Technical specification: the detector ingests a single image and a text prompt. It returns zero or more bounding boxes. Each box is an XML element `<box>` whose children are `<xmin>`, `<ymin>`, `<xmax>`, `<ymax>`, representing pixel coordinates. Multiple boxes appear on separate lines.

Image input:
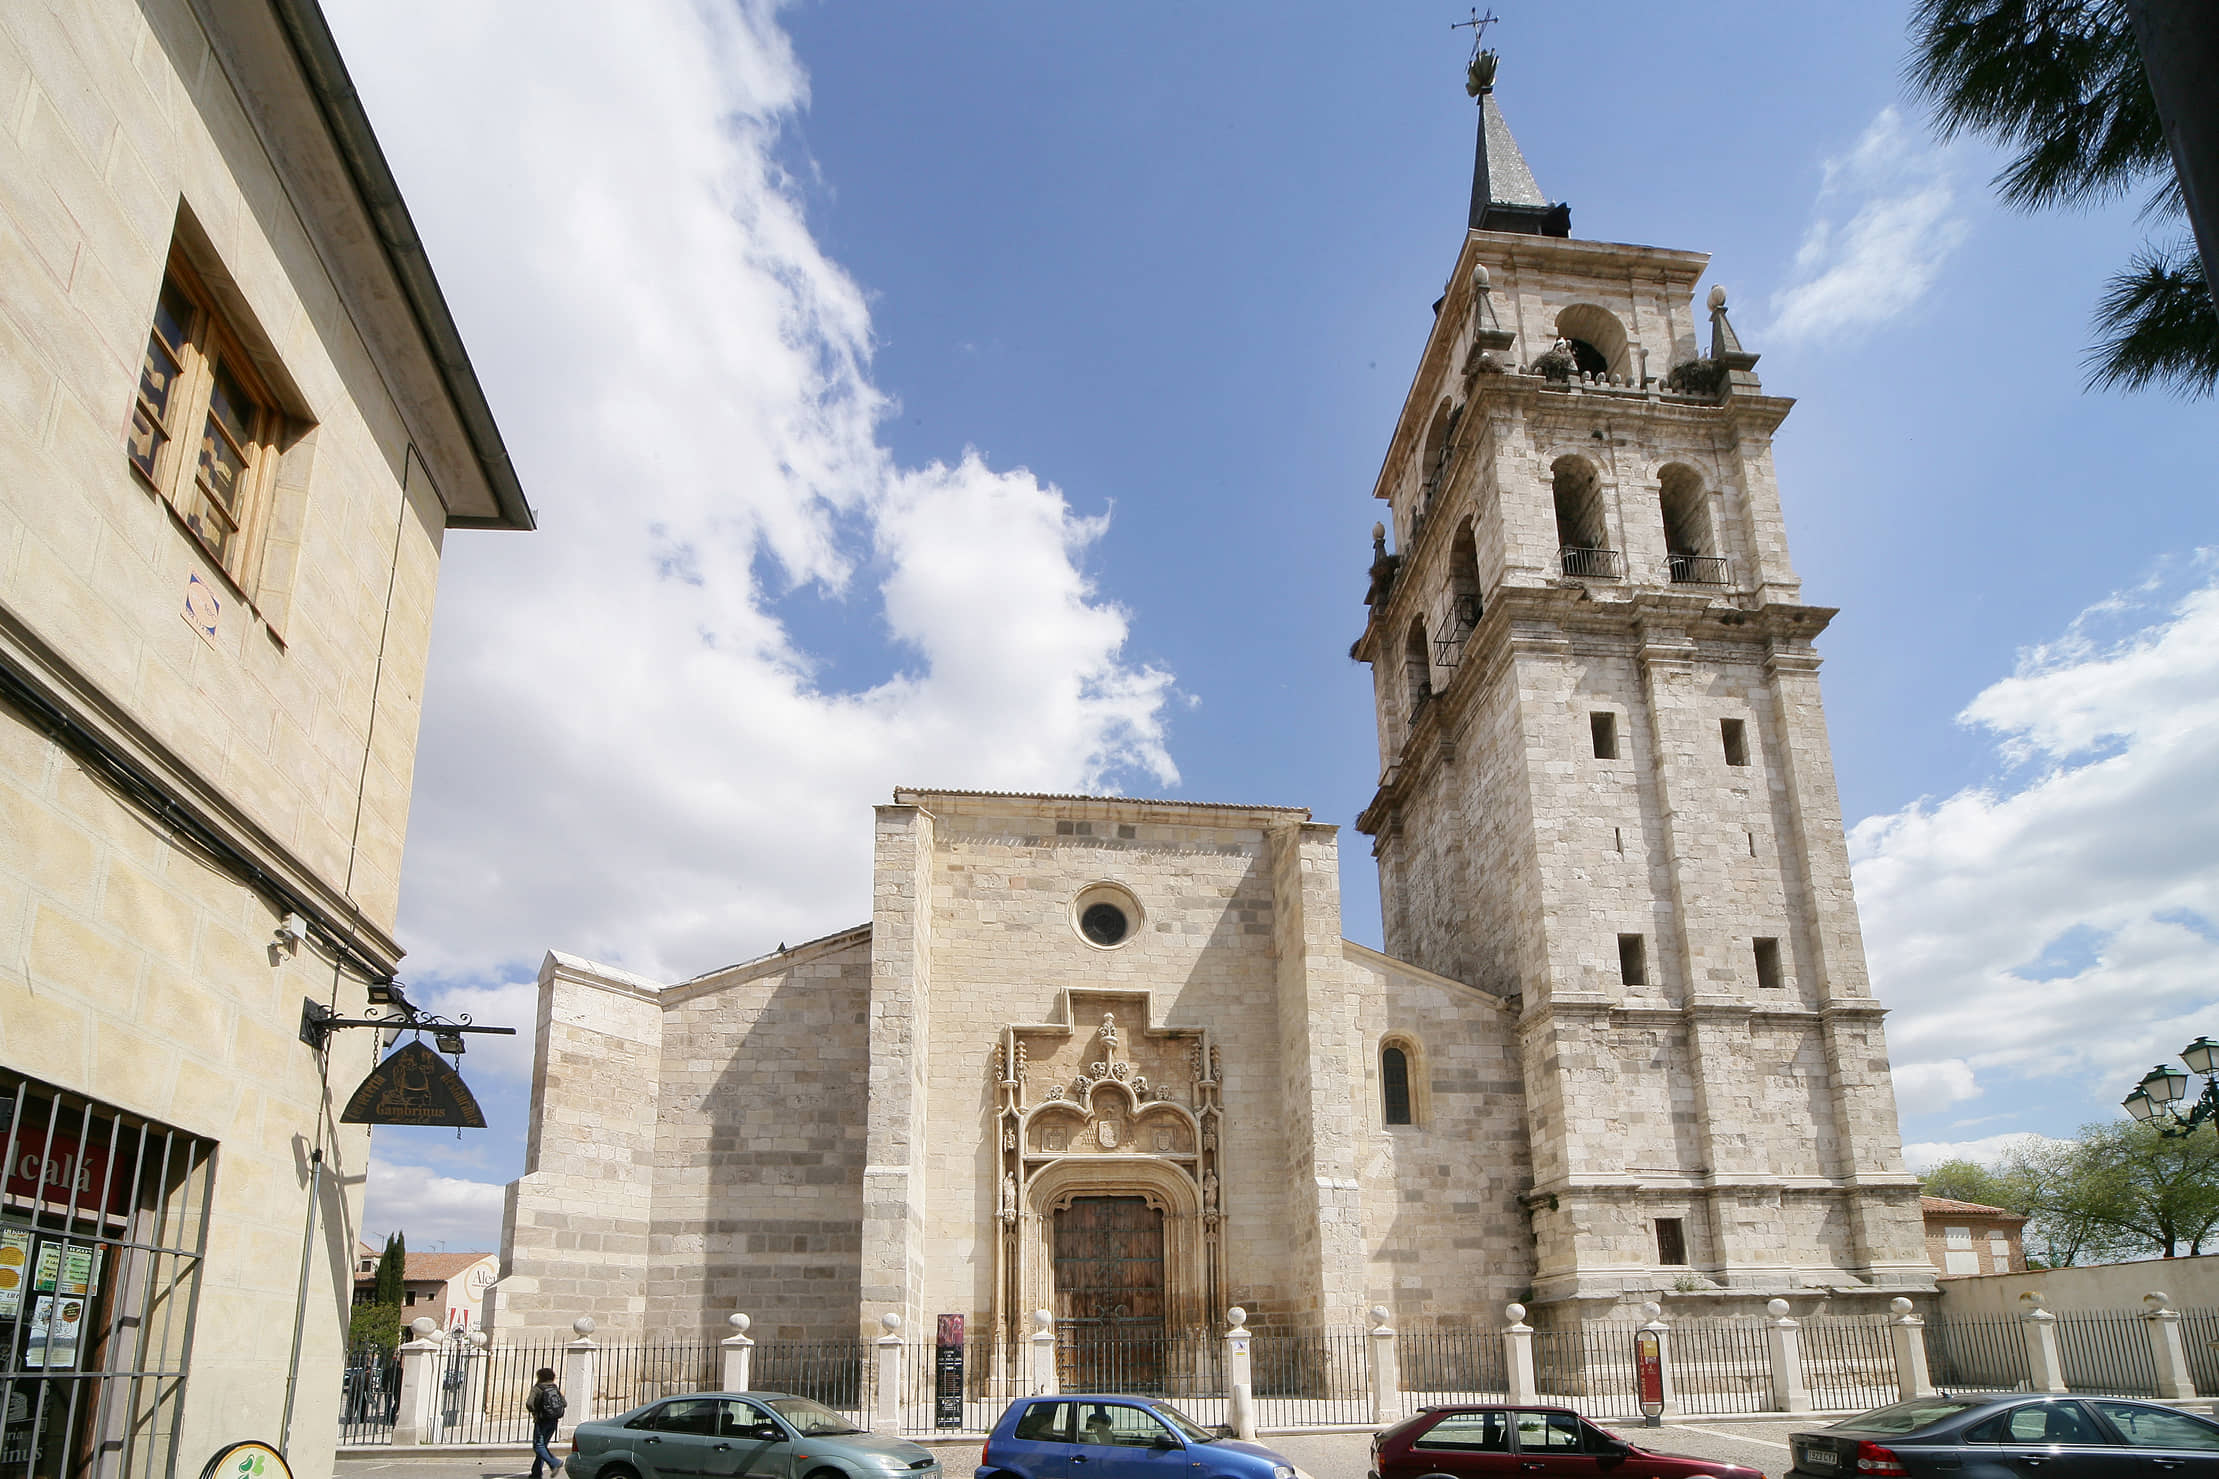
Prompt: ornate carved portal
<box><xmin>993</xmin><ymin>990</ymin><xmax>1222</xmax><ymax>1345</ymax></box>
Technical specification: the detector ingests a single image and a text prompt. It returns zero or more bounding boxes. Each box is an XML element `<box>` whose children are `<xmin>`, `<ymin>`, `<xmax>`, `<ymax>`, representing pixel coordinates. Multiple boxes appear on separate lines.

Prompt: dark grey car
<box><xmin>568</xmin><ymin>1391</ymin><xmax>941</xmax><ymax>1479</ymax></box>
<box><xmin>1788</xmin><ymin>1393</ymin><xmax>2219</xmax><ymax>1478</ymax></box>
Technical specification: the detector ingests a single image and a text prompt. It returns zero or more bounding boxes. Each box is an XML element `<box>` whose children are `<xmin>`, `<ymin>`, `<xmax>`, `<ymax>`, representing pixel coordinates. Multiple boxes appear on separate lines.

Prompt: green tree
<box><xmin>1908</xmin><ymin>0</ymin><xmax>2218</xmax><ymax>397</ymax></box>
<box><xmin>1922</xmin><ymin>1157</ymin><xmax>2027</xmax><ymax>1208</ymax></box>
<box><xmin>374</xmin><ymin>1230</ymin><xmax>406</xmax><ymax>1307</ymax></box>
<box><xmin>2063</xmin><ymin>1120</ymin><xmax>2219</xmax><ymax>1258</ymax></box>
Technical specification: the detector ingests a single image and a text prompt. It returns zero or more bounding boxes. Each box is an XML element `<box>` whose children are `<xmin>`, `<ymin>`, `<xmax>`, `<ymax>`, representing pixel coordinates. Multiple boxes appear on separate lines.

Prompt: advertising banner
<box><xmin>0</xmin><ymin>1227</ymin><xmax>29</xmax><ymax>1319</ymax></box>
<box><xmin>1634</xmin><ymin>1329</ymin><xmax>1664</xmax><ymax>1425</ymax></box>
<box><xmin>935</xmin><ymin>1314</ymin><xmax>965</xmax><ymax>1429</ymax></box>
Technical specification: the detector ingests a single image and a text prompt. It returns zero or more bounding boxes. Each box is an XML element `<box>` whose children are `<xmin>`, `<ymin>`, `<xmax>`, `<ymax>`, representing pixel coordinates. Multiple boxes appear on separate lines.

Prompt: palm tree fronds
<box><xmin>2085</xmin><ymin>242</ymin><xmax>2219</xmax><ymax>398</ymax></box>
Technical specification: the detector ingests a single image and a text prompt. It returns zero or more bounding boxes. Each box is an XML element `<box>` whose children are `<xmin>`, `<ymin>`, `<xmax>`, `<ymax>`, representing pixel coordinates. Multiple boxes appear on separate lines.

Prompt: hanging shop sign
<box><xmin>1633</xmin><ymin>1328</ymin><xmax>1665</xmax><ymax>1426</ymax></box>
<box><xmin>340</xmin><ymin>1041</ymin><xmax>486</xmax><ymax>1129</ymax></box>
<box><xmin>199</xmin><ymin>1439</ymin><xmax>295</xmax><ymax>1479</ymax></box>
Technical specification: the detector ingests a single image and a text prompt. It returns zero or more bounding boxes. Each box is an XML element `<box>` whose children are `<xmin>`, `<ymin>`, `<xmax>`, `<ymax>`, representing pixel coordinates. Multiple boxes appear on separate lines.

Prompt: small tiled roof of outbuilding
<box><xmin>354</xmin><ymin>1251</ymin><xmax>494</xmax><ymax>1286</ymax></box>
<box><xmin>1920</xmin><ymin>1195</ymin><xmax>2027</xmax><ymax>1222</ymax></box>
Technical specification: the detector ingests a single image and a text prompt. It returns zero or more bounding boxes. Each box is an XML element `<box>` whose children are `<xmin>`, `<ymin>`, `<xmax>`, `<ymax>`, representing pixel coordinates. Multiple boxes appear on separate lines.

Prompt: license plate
<box><xmin>1800</xmin><ymin>1446</ymin><xmax>1838</xmax><ymax>1470</ymax></box>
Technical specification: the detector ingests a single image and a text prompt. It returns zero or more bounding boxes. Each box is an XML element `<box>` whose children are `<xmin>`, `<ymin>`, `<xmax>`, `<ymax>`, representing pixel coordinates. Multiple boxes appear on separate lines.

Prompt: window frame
<box><xmin>1617</xmin><ymin>933</ymin><xmax>1648</xmax><ymax>987</ymax></box>
<box><xmin>1590</xmin><ymin>711</ymin><xmax>1619</xmax><ymax>760</ymax></box>
<box><xmin>1720</xmin><ymin>717</ymin><xmax>1750</xmax><ymax>767</ymax></box>
<box><xmin>126</xmin><ymin>252</ymin><xmax>284</xmax><ymax>590</ymax></box>
<box><xmin>1655</xmin><ymin>1216</ymin><xmax>1688</xmax><ymax>1266</ymax></box>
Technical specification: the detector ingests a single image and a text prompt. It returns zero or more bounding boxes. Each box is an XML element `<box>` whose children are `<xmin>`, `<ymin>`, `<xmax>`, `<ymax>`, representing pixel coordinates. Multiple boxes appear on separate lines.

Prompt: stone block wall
<box><xmin>644</xmin><ymin>930</ymin><xmax>872</xmax><ymax>1341</ymax></box>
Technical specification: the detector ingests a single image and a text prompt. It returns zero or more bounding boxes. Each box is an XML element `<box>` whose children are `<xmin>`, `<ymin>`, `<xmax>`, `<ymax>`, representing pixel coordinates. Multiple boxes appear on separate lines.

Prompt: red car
<box><xmin>1371</xmin><ymin>1405</ymin><xmax>1764</xmax><ymax>1479</ymax></box>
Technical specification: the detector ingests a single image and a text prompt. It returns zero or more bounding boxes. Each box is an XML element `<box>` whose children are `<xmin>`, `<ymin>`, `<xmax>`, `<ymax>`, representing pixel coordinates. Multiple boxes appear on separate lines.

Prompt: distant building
<box><xmin>353</xmin><ymin>1250</ymin><xmax>500</xmax><ymax>1330</ymax></box>
<box><xmin>1923</xmin><ymin>1197</ymin><xmax>2028</xmax><ymax>1277</ymax></box>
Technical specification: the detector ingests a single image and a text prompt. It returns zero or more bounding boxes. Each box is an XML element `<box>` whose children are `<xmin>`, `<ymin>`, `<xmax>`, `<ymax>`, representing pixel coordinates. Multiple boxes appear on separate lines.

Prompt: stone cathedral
<box><xmin>488</xmin><ymin>64</ymin><xmax>1932</xmax><ymax>1350</ymax></box>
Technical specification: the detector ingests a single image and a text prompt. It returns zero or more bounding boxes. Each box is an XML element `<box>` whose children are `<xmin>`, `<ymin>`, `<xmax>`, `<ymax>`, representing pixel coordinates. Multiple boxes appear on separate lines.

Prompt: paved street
<box><xmin>336</xmin><ymin>1415</ymin><xmax>1813</xmax><ymax>1479</ymax></box>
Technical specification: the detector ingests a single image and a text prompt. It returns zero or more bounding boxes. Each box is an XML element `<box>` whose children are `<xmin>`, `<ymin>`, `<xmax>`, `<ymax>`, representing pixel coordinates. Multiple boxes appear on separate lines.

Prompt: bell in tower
<box><xmin>1350</xmin><ymin>51</ymin><xmax>1931</xmax><ymax>1321</ymax></box>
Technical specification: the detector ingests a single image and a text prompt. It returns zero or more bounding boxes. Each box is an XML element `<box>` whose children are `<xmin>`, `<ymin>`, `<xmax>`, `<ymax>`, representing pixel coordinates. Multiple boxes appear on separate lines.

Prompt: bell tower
<box><xmin>1352</xmin><ymin>53</ymin><xmax>1932</xmax><ymax>1318</ymax></box>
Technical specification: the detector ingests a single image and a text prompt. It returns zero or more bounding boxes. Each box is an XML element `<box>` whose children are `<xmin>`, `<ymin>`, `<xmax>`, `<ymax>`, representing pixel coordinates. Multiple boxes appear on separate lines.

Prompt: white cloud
<box><xmin>1853</xmin><ymin>555</ymin><xmax>2219</xmax><ymax>1125</ymax></box>
<box><xmin>363</xmin><ymin>1155</ymin><xmax>508</xmax><ymax>1253</ymax></box>
<box><xmin>1902</xmin><ymin>1133</ymin><xmax>2062</xmax><ymax>1175</ymax></box>
<box><xmin>1767</xmin><ymin>107</ymin><xmax>1971</xmax><ymax>344</ymax></box>
<box><xmin>1891</xmin><ymin>1058</ymin><xmax>1981</xmax><ymax>1117</ymax></box>
<box><xmin>321</xmin><ymin>1</ymin><xmax>1178</xmax><ymax>987</ymax></box>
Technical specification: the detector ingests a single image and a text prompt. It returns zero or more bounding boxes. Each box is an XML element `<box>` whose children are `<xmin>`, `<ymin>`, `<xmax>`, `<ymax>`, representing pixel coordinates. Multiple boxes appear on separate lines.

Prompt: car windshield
<box><xmin>1151</xmin><ymin>1404</ymin><xmax>1219</xmax><ymax>1444</ymax></box>
<box><xmin>1830</xmin><ymin>1398</ymin><xmax>1983</xmax><ymax>1436</ymax></box>
<box><xmin>767</xmin><ymin>1397</ymin><xmax>862</xmax><ymax>1436</ymax></box>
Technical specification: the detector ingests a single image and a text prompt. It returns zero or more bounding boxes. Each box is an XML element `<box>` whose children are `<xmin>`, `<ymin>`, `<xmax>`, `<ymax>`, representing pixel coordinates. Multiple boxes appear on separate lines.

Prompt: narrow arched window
<box><xmin>1382</xmin><ymin>1046</ymin><xmax>1413</xmax><ymax>1126</ymax></box>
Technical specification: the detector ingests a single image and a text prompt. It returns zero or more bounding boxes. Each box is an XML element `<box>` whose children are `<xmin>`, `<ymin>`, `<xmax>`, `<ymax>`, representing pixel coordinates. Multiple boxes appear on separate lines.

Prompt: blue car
<box><xmin>978</xmin><ymin>1395</ymin><xmax>1302</xmax><ymax>1479</ymax></box>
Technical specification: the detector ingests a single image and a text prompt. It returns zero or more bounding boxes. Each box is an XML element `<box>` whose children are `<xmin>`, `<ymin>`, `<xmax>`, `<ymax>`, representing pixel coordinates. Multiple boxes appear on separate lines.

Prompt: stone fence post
<box><xmin>563</xmin><ymin>1316</ymin><xmax>600</xmax><ymax>1437</ymax></box>
<box><xmin>1764</xmin><ymin>1300</ymin><xmax>1810</xmax><ymax>1414</ymax></box>
<box><xmin>874</xmin><ymin>1313</ymin><xmax>904</xmax><ymax>1433</ymax></box>
<box><xmin>1029</xmin><ymin>1309</ymin><xmax>1059</xmax><ymax>1396</ymax></box>
<box><xmin>1223</xmin><ymin>1307</ymin><xmax>1255</xmax><ymax>1442</ymax></box>
<box><xmin>2020</xmin><ymin>1298</ymin><xmax>2068</xmax><ymax>1394</ymax></box>
<box><xmin>1887</xmin><ymin>1298</ymin><xmax>1933</xmax><ymax>1401</ymax></box>
<box><xmin>1366</xmin><ymin>1306</ymin><xmax>1399</xmax><ymax>1424</ymax></box>
<box><xmin>1503</xmin><ymin>1304</ymin><xmax>1537</xmax><ymax>1405</ymax></box>
<box><xmin>391</xmin><ymin>1318</ymin><xmax>443</xmax><ymax>1446</ymax></box>
<box><xmin>2144</xmin><ymin>1293</ymin><xmax>2197</xmax><ymax>1400</ymax></box>
<box><xmin>721</xmin><ymin>1313</ymin><xmax>754</xmax><ymax>1392</ymax></box>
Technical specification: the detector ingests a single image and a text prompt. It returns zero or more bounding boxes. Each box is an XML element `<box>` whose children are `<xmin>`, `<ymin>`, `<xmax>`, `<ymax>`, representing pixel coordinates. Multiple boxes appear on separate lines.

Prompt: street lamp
<box><xmin>2121</xmin><ymin>1039</ymin><xmax>2219</xmax><ymax>1137</ymax></box>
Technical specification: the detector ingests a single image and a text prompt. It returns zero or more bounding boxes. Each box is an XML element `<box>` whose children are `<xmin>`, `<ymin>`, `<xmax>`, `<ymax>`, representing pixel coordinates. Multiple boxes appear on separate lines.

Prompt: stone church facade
<box><xmin>489</xmin><ymin>68</ymin><xmax>1931</xmax><ymax>1348</ymax></box>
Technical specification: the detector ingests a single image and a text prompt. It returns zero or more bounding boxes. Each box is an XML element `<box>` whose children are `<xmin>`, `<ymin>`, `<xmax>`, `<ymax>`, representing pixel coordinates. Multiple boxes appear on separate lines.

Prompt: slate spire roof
<box><xmin>1466</xmin><ymin>55</ymin><xmax>1570</xmax><ymax>237</ymax></box>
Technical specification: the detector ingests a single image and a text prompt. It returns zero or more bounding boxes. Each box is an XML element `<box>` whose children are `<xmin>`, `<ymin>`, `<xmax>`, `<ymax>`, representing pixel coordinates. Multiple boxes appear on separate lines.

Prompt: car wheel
<box><xmin>806</xmin><ymin>1467</ymin><xmax>847</xmax><ymax>1479</ymax></box>
<box><xmin>598</xmin><ymin>1467</ymin><xmax>639</xmax><ymax>1479</ymax></box>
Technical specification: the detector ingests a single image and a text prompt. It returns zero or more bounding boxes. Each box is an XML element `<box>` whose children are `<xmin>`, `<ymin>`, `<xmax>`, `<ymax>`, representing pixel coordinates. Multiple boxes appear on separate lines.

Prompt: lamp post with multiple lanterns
<box><xmin>2122</xmin><ymin>1036</ymin><xmax>2219</xmax><ymax>1137</ymax></box>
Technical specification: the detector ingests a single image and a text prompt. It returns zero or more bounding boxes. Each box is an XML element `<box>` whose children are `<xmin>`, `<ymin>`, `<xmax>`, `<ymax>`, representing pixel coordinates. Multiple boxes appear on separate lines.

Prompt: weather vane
<box><xmin>1453</xmin><ymin>8</ymin><xmax>1501</xmax><ymax>97</ymax></box>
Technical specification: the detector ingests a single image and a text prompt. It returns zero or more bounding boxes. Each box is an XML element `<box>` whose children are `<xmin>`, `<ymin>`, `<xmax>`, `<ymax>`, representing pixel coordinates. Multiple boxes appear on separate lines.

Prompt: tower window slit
<box><xmin>1747</xmin><ymin>830</ymin><xmax>1756</xmax><ymax>858</ymax></box>
<box><xmin>1590</xmin><ymin>711</ymin><xmax>1618</xmax><ymax>759</ymax></box>
<box><xmin>1382</xmin><ymin>1045</ymin><xmax>1413</xmax><ymax>1127</ymax></box>
<box><xmin>1617</xmin><ymin>933</ymin><xmax>1647</xmax><ymax>987</ymax></box>
<box><xmin>1720</xmin><ymin>717</ymin><xmax>1749</xmax><ymax>766</ymax></box>
<box><xmin>1753</xmin><ymin>937</ymin><xmax>1782</xmax><ymax>990</ymax></box>
<box><xmin>1655</xmin><ymin>1217</ymin><xmax>1688</xmax><ymax>1266</ymax></box>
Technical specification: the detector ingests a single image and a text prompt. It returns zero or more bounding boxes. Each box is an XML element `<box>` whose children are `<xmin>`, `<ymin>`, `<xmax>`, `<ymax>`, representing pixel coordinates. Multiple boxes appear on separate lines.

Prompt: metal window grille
<box><xmin>0</xmin><ymin>1068</ymin><xmax>215</xmax><ymax>1479</ymax></box>
<box><xmin>1558</xmin><ymin>547</ymin><xmax>1625</xmax><ymax>580</ymax></box>
<box><xmin>1664</xmin><ymin>554</ymin><xmax>1729</xmax><ymax>585</ymax></box>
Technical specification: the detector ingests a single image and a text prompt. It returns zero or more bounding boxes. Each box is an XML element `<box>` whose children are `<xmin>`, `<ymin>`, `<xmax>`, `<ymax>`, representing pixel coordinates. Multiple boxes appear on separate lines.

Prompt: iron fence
<box><xmin>1559</xmin><ymin>547</ymin><xmax>1625</xmax><ymax>580</ymax></box>
<box><xmin>895</xmin><ymin>1336</ymin><xmax>1027</xmax><ymax>1436</ymax></box>
<box><xmin>1665</xmin><ymin>553</ymin><xmax>1730</xmax><ymax>585</ymax></box>
<box><xmin>750</xmin><ymin>1339</ymin><xmax>868</xmax><ymax>1425</ymax></box>
<box><xmin>1396</xmin><ymin>1326</ymin><xmax>1507</xmax><ymax>1416</ymax></box>
<box><xmin>1926</xmin><ymin>1313</ymin><xmax>2032</xmax><ymax>1393</ymax></box>
<box><xmin>2053</xmin><ymin>1311</ymin><xmax>2158</xmax><ymax>1397</ymax></box>
<box><xmin>1250</xmin><ymin>1331</ymin><xmax>1370</xmax><ymax>1429</ymax></box>
<box><xmin>1530</xmin><ymin>1325</ymin><xmax>1642</xmax><ymax>1419</ymax></box>
<box><xmin>1797</xmin><ymin>1317</ymin><xmax>1897</xmax><ymax>1413</ymax></box>
<box><xmin>1665</xmin><ymin>1319</ymin><xmax>1772</xmax><ymax>1416</ymax></box>
<box><xmin>2180</xmin><ymin>1308</ymin><xmax>2219</xmax><ymax>1396</ymax></box>
<box><xmin>338</xmin><ymin>1340</ymin><xmax>401</xmax><ymax>1445</ymax></box>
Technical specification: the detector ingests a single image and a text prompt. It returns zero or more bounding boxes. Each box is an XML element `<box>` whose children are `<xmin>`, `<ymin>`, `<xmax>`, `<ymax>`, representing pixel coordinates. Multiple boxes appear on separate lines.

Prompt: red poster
<box><xmin>6</xmin><ymin>1128</ymin><xmax>125</xmax><ymax>1214</ymax></box>
<box><xmin>1634</xmin><ymin>1329</ymin><xmax>1665</xmax><ymax>1416</ymax></box>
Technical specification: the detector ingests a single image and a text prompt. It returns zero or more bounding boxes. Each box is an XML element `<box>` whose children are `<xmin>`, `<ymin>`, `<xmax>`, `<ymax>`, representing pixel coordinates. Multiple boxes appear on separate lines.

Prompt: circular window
<box><xmin>1070</xmin><ymin>882</ymin><xmax>1143</xmax><ymax>950</ymax></box>
<box><xmin>1079</xmin><ymin>903</ymin><xmax>1128</xmax><ymax>946</ymax></box>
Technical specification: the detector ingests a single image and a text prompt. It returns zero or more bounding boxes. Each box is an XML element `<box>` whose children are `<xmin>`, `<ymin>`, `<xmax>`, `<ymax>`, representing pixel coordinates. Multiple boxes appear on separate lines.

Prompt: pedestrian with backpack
<box><xmin>527</xmin><ymin>1366</ymin><xmax>566</xmax><ymax>1477</ymax></box>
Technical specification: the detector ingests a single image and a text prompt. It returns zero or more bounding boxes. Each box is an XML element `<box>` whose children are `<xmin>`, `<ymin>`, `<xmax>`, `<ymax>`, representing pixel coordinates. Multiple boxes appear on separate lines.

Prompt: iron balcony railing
<box><xmin>1666</xmin><ymin>553</ymin><xmax>1730</xmax><ymax>585</ymax></box>
<box><xmin>1558</xmin><ymin>547</ymin><xmax>1624</xmax><ymax>580</ymax></box>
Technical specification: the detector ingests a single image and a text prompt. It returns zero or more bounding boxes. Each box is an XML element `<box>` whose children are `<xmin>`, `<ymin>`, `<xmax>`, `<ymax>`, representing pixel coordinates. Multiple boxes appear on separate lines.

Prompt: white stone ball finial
<box><xmin>1706</xmin><ymin>284</ymin><xmax>1728</xmax><ymax>311</ymax></box>
<box><xmin>1369</xmin><ymin>1305</ymin><xmax>1391</xmax><ymax>1325</ymax></box>
<box><xmin>470</xmin><ymin>1329</ymin><xmax>490</xmax><ymax>1349</ymax></box>
<box><xmin>1641</xmin><ymin>1301</ymin><xmax>1662</xmax><ymax>1322</ymax></box>
<box><xmin>1890</xmin><ymin>1297</ymin><xmax>1914</xmax><ymax>1316</ymax></box>
<box><xmin>1505</xmin><ymin>1302</ymin><xmax>1527</xmax><ymax>1324</ymax></box>
<box><xmin>730</xmin><ymin>1313</ymin><xmax>752</xmax><ymax>1333</ymax></box>
<box><xmin>1372</xmin><ymin>521</ymin><xmax>1386</xmax><ymax>542</ymax></box>
<box><xmin>1766</xmin><ymin>1298</ymin><xmax>1790</xmax><ymax>1319</ymax></box>
<box><xmin>572</xmin><ymin>1315</ymin><xmax>597</xmax><ymax>1338</ymax></box>
<box><xmin>2145</xmin><ymin>1291</ymin><xmax>2173</xmax><ymax>1308</ymax></box>
<box><xmin>1033</xmin><ymin>1308</ymin><xmax>1054</xmax><ymax>1332</ymax></box>
<box><xmin>410</xmin><ymin>1316</ymin><xmax>437</xmax><ymax>1338</ymax></box>
<box><xmin>1226</xmin><ymin>1306</ymin><xmax>1248</xmax><ymax>1330</ymax></box>
<box><xmin>1472</xmin><ymin>263</ymin><xmax>1492</xmax><ymax>291</ymax></box>
<box><xmin>880</xmin><ymin>1311</ymin><xmax>903</xmax><ymax>1333</ymax></box>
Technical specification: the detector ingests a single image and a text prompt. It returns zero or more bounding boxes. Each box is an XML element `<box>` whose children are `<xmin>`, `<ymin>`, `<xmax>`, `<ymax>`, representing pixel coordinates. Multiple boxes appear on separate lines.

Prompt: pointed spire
<box><xmin>1706</xmin><ymin>285</ymin><xmax>1763</xmax><ymax>394</ymax></box>
<box><xmin>1465</xmin><ymin>52</ymin><xmax>1570</xmax><ymax>237</ymax></box>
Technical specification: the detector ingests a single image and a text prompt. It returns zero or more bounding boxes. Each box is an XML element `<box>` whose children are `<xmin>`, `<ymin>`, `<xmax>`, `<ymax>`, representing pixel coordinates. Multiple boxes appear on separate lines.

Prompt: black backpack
<box><xmin>532</xmin><ymin>1385</ymin><xmax>566</xmax><ymax>1421</ymax></box>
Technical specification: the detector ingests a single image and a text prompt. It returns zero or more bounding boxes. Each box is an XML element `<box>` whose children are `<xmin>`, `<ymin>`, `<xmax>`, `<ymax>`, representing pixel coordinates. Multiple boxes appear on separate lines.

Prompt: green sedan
<box><xmin>567</xmin><ymin>1391</ymin><xmax>943</xmax><ymax>1479</ymax></box>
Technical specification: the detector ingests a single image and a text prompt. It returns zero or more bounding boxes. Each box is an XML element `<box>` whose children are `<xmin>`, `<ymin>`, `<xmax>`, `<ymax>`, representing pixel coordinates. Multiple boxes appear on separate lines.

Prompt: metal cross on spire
<box><xmin>1454</xmin><ymin>8</ymin><xmax>1502</xmax><ymax>97</ymax></box>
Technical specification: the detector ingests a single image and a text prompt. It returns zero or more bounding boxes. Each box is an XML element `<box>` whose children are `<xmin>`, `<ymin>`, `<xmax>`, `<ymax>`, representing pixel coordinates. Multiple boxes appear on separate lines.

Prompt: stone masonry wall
<box><xmin>643</xmin><ymin>931</ymin><xmax>873</xmax><ymax>1342</ymax></box>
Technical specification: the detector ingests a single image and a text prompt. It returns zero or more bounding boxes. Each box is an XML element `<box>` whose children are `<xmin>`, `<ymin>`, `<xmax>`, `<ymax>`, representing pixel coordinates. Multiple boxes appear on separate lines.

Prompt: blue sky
<box><xmin>325</xmin><ymin>2</ymin><xmax>2219</xmax><ymax>1251</ymax></box>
